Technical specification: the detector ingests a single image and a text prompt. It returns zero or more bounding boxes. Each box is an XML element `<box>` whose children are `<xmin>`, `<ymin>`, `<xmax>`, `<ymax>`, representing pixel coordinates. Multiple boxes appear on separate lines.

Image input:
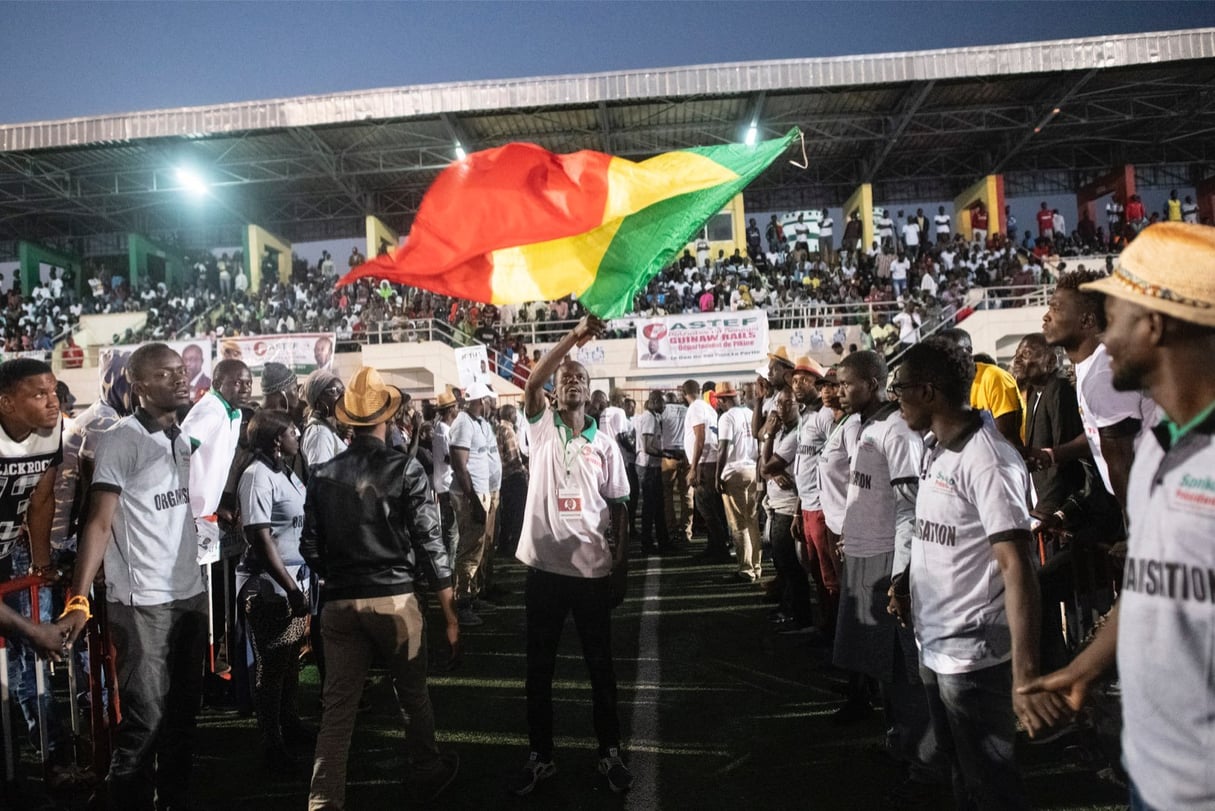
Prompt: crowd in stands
<box><xmin>3</xmin><ymin>193</ymin><xmax>1191</xmax><ymax>372</ymax></box>
<box><xmin>1</xmin><ymin>221</ymin><xmax>1213</xmax><ymax>810</ymax></box>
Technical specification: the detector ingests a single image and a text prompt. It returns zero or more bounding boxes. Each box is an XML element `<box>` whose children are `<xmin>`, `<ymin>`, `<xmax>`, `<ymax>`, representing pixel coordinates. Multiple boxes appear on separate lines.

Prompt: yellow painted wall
<box><xmin>843</xmin><ymin>183</ymin><xmax>875</xmax><ymax>251</ymax></box>
<box><xmin>953</xmin><ymin>176</ymin><xmax>1003</xmax><ymax>238</ymax></box>
<box><xmin>683</xmin><ymin>193</ymin><xmax>747</xmax><ymax>264</ymax></box>
<box><xmin>247</xmin><ymin>225</ymin><xmax>292</xmax><ymax>289</ymax></box>
<box><xmin>365</xmin><ymin>215</ymin><xmax>399</xmax><ymax>259</ymax></box>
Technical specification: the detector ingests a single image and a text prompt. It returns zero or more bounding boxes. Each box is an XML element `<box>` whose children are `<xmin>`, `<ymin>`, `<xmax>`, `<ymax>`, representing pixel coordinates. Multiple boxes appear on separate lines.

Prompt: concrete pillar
<box><xmin>842</xmin><ymin>183</ymin><xmax>874</xmax><ymax>253</ymax></box>
<box><xmin>953</xmin><ymin>175</ymin><xmax>1005</xmax><ymax>241</ymax></box>
<box><xmin>366</xmin><ymin>215</ymin><xmax>400</xmax><ymax>260</ymax></box>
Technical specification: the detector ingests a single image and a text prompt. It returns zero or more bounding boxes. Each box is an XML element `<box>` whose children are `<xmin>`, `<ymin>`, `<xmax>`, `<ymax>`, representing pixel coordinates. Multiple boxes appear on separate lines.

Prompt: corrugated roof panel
<box><xmin>4</xmin><ymin>28</ymin><xmax>1212</xmax><ymax>151</ymax></box>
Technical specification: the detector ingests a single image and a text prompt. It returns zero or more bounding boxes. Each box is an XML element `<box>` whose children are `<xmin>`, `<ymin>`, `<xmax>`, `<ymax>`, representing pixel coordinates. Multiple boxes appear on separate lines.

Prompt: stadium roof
<box><xmin>2</xmin><ymin>27</ymin><xmax>1214</xmax><ymax>257</ymax></box>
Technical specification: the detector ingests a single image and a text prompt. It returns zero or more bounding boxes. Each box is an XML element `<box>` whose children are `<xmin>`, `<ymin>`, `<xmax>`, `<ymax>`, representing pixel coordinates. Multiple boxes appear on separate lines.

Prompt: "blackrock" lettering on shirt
<box><xmin>1123</xmin><ymin>556</ymin><xmax>1215</xmax><ymax>604</ymax></box>
<box><xmin>154</xmin><ymin>487</ymin><xmax>190</xmax><ymax>511</ymax></box>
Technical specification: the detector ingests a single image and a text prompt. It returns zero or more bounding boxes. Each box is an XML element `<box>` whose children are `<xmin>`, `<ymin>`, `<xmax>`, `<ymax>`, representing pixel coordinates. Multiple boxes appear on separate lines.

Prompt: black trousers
<box><xmin>106</xmin><ymin>593</ymin><xmax>208</xmax><ymax>811</ymax></box>
<box><xmin>638</xmin><ymin>464</ymin><xmax>668</xmax><ymax>549</ymax></box>
<box><xmin>525</xmin><ymin>568</ymin><xmax>620</xmax><ymax>759</ymax></box>
<box><xmin>769</xmin><ymin>511</ymin><xmax>812</xmax><ymax>626</ymax></box>
<box><xmin>497</xmin><ymin>472</ymin><xmax>528</xmax><ymax>556</ymax></box>
<box><xmin>694</xmin><ymin>463</ymin><xmax>731</xmax><ymax>555</ymax></box>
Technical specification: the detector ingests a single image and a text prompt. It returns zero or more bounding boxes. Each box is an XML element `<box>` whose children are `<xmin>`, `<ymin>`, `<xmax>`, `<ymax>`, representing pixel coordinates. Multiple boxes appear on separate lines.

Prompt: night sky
<box><xmin>4</xmin><ymin>1</ymin><xmax>1214</xmax><ymax>124</ymax></box>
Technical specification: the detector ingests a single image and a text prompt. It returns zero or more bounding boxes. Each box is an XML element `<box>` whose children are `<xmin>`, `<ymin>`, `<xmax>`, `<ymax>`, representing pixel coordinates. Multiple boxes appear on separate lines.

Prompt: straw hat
<box><xmin>435</xmin><ymin>388</ymin><xmax>458</xmax><ymax>409</ymax></box>
<box><xmin>715</xmin><ymin>381</ymin><xmax>740</xmax><ymax>398</ymax></box>
<box><xmin>766</xmin><ymin>345</ymin><xmax>795</xmax><ymax>366</ymax></box>
<box><xmin>792</xmin><ymin>355</ymin><xmax>827</xmax><ymax>378</ymax></box>
<box><xmin>1079</xmin><ymin>223</ymin><xmax>1215</xmax><ymax>327</ymax></box>
<box><xmin>335</xmin><ymin>367</ymin><xmax>402</xmax><ymax>427</ymax></box>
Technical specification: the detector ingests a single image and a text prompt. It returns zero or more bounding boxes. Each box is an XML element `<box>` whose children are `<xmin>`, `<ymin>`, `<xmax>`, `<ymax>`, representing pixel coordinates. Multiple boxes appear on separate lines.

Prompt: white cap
<box><xmin>465</xmin><ymin>381</ymin><xmax>496</xmax><ymax>401</ymax></box>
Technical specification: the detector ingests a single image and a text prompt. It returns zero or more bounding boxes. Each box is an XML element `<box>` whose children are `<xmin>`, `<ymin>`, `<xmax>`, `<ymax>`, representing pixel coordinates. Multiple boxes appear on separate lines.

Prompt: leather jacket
<box><xmin>301</xmin><ymin>434</ymin><xmax>452</xmax><ymax>601</ymax></box>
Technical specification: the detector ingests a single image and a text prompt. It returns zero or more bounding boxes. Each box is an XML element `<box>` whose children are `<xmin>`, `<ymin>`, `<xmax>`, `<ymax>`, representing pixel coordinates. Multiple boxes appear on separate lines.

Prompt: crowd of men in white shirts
<box><xmin>0</xmin><ymin>223</ymin><xmax>1212</xmax><ymax>810</ymax></box>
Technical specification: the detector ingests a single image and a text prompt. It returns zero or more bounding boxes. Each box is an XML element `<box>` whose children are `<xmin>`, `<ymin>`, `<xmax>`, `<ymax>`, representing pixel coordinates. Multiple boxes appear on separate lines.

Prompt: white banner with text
<box><xmin>635</xmin><ymin>311</ymin><xmax>769</xmax><ymax>368</ymax></box>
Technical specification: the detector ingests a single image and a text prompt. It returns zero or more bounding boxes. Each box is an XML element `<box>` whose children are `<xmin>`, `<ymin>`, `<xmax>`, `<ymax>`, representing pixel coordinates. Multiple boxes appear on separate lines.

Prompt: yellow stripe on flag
<box><xmin>602</xmin><ymin>151</ymin><xmax>739</xmax><ymax>221</ymax></box>
<box><xmin>488</xmin><ymin>220</ymin><xmax>623</xmax><ymax>303</ymax></box>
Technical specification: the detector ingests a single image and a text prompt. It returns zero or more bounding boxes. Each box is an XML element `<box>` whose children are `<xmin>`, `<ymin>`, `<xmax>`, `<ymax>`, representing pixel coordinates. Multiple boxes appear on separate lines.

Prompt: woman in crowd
<box><xmin>237</xmin><ymin>409</ymin><xmax>312</xmax><ymax>767</ymax></box>
<box><xmin>300</xmin><ymin>369</ymin><xmax>346</xmax><ymax>471</ymax></box>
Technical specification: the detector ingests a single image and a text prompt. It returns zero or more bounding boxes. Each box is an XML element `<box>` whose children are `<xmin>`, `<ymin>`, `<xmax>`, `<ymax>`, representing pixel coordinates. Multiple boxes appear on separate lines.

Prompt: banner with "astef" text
<box><xmin>635</xmin><ymin>311</ymin><xmax>769</xmax><ymax>368</ymax></box>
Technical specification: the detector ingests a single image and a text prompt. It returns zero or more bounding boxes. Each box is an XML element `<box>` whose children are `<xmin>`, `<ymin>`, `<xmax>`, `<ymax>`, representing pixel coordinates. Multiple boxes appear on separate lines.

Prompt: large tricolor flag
<box><xmin>339</xmin><ymin>128</ymin><xmax>799</xmax><ymax>318</ymax></box>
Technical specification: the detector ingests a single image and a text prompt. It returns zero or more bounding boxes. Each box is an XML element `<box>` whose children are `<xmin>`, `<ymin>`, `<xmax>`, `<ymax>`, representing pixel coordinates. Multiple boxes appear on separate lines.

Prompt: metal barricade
<box><xmin>0</xmin><ymin>575</ymin><xmax>117</xmax><ymax>793</ymax></box>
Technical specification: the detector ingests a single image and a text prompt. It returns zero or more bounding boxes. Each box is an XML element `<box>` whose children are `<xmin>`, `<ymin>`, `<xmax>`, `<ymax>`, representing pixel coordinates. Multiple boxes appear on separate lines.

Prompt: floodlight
<box><xmin>175</xmin><ymin>167</ymin><xmax>209</xmax><ymax>197</ymax></box>
<box><xmin>455</xmin><ymin>144</ymin><xmax>467</xmax><ymax>161</ymax></box>
<box><xmin>744</xmin><ymin>125</ymin><xmax>758</xmax><ymax>147</ymax></box>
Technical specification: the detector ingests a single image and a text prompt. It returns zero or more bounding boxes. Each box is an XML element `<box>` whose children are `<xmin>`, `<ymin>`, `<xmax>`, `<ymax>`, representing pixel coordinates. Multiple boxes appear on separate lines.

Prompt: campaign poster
<box><xmin>635</xmin><ymin>311</ymin><xmax>769</xmax><ymax>368</ymax></box>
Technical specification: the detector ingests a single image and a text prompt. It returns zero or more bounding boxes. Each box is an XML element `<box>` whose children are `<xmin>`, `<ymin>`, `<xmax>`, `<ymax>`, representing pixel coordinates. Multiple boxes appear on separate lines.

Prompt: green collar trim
<box><xmin>210</xmin><ymin>389</ymin><xmax>241</xmax><ymax>420</ymax></box>
<box><xmin>553</xmin><ymin>409</ymin><xmax>597</xmax><ymax>443</ymax></box>
<box><xmin>1163</xmin><ymin>398</ymin><xmax>1215</xmax><ymax>447</ymax></box>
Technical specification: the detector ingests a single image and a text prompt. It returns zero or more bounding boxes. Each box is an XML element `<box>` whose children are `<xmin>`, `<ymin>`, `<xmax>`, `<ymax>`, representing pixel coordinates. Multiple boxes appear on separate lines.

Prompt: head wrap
<box><xmin>304</xmin><ymin>368</ymin><xmax>342</xmax><ymax>409</ymax></box>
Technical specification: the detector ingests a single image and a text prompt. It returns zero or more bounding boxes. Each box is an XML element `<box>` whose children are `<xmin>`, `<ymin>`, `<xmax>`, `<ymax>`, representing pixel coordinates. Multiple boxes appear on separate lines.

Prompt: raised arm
<box><xmin>524</xmin><ymin>315</ymin><xmax>605</xmax><ymax>419</ymax></box>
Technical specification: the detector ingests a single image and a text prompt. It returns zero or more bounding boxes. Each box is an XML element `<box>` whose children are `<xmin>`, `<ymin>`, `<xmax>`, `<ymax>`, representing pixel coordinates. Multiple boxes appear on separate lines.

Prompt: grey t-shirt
<box><xmin>238</xmin><ymin>457</ymin><xmax>307</xmax><ymax>597</ymax></box>
<box><xmin>1117</xmin><ymin>418</ymin><xmax>1215</xmax><ymax>809</ymax></box>
<box><xmin>91</xmin><ymin>413</ymin><xmax>204</xmax><ymax>606</ymax></box>
<box><xmin>911</xmin><ymin>418</ymin><xmax>1030</xmax><ymax>674</ymax></box>
<box><xmin>765</xmin><ymin>424</ymin><xmax>800</xmax><ymax>516</ymax></box>
<box><xmin>794</xmin><ymin>407</ymin><xmax>833</xmax><ymax>512</ymax></box>
<box><xmin>449</xmin><ymin>412</ymin><xmax>497</xmax><ymax>494</ymax></box>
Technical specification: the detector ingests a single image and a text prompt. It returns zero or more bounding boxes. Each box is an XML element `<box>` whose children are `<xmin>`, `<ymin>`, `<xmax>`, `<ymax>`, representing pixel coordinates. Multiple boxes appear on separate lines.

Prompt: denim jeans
<box><xmin>106</xmin><ymin>592</ymin><xmax>208</xmax><ymax>811</ymax></box>
<box><xmin>1</xmin><ymin>546</ymin><xmax>65</xmax><ymax>755</ymax></box>
<box><xmin>920</xmin><ymin>661</ymin><xmax>1028</xmax><ymax>811</ymax></box>
<box><xmin>524</xmin><ymin>568</ymin><xmax>620</xmax><ymax>759</ymax></box>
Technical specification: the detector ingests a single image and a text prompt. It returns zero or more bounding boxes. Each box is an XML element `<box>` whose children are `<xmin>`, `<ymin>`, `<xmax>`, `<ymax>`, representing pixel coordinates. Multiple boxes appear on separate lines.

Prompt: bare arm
<box><xmin>58</xmin><ymin>490</ymin><xmax>119</xmax><ymax>643</ymax></box>
<box><xmin>1018</xmin><ymin>601</ymin><xmax>1119</xmax><ymax>713</ymax></box>
<box><xmin>992</xmin><ymin>411</ymin><xmax>1024</xmax><ymax>450</ymax></box>
<box><xmin>26</xmin><ymin>466</ymin><xmax>58</xmax><ymax>569</ymax></box>
<box><xmin>996</xmin><ymin>537</ymin><xmax>1070</xmax><ymax>736</ymax></box>
<box><xmin>1098</xmin><ymin>427</ymin><xmax>1138</xmax><ymax>509</ymax></box>
<box><xmin>524</xmin><ymin>315</ymin><xmax>604</xmax><ymax>419</ymax></box>
<box><xmin>449</xmin><ymin>447</ymin><xmax>475</xmax><ymax>499</ymax></box>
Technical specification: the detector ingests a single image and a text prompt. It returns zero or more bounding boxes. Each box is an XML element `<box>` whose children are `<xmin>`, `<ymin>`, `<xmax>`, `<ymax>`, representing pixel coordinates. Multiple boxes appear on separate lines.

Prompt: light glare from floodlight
<box><xmin>745</xmin><ymin>125</ymin><xmax>758</xmax><ymax>146</ymax></box>
<box><xmin>455</xmin><ymin>144</ymin><xmax>467</xmax><ymax>161</ymax></box>
<box><xmin>175</xmin><ymin>167</ymin><xmax>208</xmax><ymax>196</ymax></box>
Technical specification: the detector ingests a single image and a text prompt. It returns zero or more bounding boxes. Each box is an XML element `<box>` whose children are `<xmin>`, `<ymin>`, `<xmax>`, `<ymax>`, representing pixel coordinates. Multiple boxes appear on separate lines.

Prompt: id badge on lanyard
<box><xmin>558</xmin><ymin>437</ymin><xmax>587</xmax><ymax>536</ymax></box>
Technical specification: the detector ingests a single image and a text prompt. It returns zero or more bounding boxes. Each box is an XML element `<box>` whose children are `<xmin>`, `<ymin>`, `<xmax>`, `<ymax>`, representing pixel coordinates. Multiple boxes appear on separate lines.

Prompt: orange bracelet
<box><xmin>57</xmin><ymin>594</ymin><xmax>92</xmax><ymax>621</ymax></box>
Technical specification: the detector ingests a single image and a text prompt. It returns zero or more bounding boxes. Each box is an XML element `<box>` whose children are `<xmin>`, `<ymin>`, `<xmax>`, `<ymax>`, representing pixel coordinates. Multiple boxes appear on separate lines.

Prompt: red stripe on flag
<box><xmin>339</xmin><ymin>143</ymin><xmax>613</xmax><ymax>300</ymax></box>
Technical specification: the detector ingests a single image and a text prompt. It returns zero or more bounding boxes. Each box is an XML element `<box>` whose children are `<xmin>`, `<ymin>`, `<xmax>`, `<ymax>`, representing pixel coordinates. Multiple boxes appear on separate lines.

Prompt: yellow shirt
<box><xmin>1167</xmin><ymin>198</ymin><xmax>1182</xmax><ymax>221</ymax></box>
<box><xmin>971</xmin><ymin>362</ymin><xmax>1021</xmax><ymax>420</ymax></box>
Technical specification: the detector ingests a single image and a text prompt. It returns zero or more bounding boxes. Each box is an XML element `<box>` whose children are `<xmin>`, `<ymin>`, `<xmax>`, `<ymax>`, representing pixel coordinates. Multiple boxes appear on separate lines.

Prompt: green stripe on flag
<box><xmin>578</xmin><ymin>128</ymin><xmax>798</xmax><ymax>318</ymax></box>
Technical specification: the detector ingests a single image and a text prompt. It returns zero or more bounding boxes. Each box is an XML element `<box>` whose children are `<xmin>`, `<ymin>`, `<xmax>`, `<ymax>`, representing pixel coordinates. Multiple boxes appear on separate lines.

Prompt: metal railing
<box><xmin>968</xmin><ymin>283</ymin><xmax>1055</xmax><ymax>311</ymax></box>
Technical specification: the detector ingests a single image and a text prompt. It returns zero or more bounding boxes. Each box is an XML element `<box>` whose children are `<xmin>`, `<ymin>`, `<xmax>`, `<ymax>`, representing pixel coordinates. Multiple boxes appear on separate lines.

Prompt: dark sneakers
<box><xmin>409</xmin><ymin>751</ymin><xmax>460</xmax><ymax>803</ymax></box>
<box><xmin>509</xmin><ymin>752</ymin><xmax>557</xmax><ymax>797</ymax></box>
<box><xmin>598</xmin><ymin>748</ymin><xmax>633</xmax><ymax>793</ymax></box>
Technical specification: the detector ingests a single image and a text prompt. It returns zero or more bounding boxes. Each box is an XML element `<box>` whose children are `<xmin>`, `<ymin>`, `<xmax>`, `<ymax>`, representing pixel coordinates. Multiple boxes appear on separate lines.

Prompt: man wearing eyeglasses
<box><xmin>888</xmin><ymin>337</ymin><xmax>1065</xmax><ymax>810</ymax></box>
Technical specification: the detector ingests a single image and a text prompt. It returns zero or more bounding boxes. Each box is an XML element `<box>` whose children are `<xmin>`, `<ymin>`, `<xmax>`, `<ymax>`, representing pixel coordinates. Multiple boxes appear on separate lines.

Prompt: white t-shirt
<box><xmin>683</xmin><ymin>398</ymin><xmax>719</xmax><ymax>465</ymax></box>
<box><xmin>765</xmin><ymin>424</ymin><xmax>801</xmax><ymax>515</ymax></box>
<box><xmin>515</xmin><ymin>406</ymin><xmax>630</xmax><ymax>579</ymax></box>
<box><xmin>1074</xmin><ymin>343</ymin><xmax>1156</xmax><ymax>496</ymax></box>
<box><xmin>934</xmin><ymin>214</ymin><xmax>951</xmax><ymax>235</ymax></box>
<box><xmin>794</xmin><ymin>407</ymin><xmax>833</xmax><ymax>512</ymax></box>
<box><xmin>717</xmin><ymin>406</ymin><xmax>756</xmax><ymax>481</ymax></box>
<box><xmin>842</xmin><ymin>407</ymin><xmax>923</xmax><ymax>558</ymax></box>
<box><xmin>911</xmin><ymin>418</ymin><xmax>1030</xmax><ymax>675</ymax></box>
<box><xmin>818</xmin><ymin>413</ymin><xmax>861</xmax><ymax>534</ymax></box>
<box><xmin>890</xmin><ymin>258</ymin><xmax>910</xmax><ymax>281</ymax></box>
<box><xmin>180</xmin><ymin>390</ymin><xmax>242</xmax><ymax>518</ymax></box>
<box><xmin>901</xmin><ymin>223</ymin><xmax>920</xmax><ymax>248</ymax></box>
<box><xmin>920</xmin><ymin>273</ymin><xmax>939</xmax><ymax>298</ymax></box>
<box><xmin>430</xmin><ymin>419</ymin><xmax>454</xmax><ymax>494</ymax></box>
<box><xmin>449</xmin><ymin>411</ymin><xmax>498</xmax><ymax>494</ymax></box>
<box><xmin>633</xmin><ymin>410</ymin><xmax>660</xmax><ymax>468</ymax></box>
<box><xmin>892</xmin><ymin>311</ymin><xmax>922</xmax><ymax>344</ymax></box>
<box><xmin>1117</xmin><ymin>414</ymin><xmax>1215</xmax><ymax>810</ymax></box>
<box><xmin>660</xmin><ymin>403</ymin><xmax>686</xmax><ymax>452</ymax></box>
